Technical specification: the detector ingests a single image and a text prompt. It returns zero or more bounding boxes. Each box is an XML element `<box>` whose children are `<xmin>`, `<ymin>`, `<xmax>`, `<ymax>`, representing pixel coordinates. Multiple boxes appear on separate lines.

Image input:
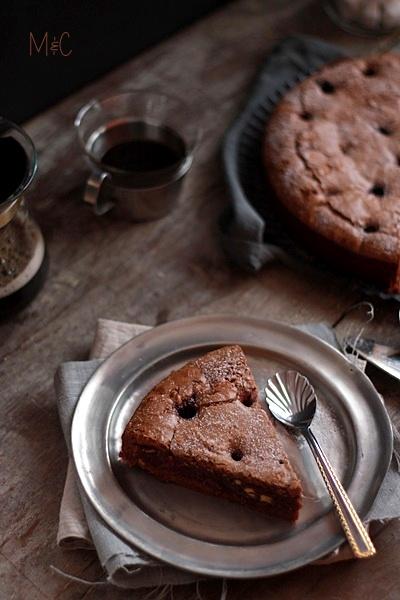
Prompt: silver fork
<box><xmin>265</xmin><ymin>370</ymin><xmax>376</xmax><ymax>559</ymax></box>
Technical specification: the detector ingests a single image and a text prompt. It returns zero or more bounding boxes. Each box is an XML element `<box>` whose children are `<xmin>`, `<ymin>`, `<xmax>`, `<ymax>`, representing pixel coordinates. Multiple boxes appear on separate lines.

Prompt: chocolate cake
<box><xmin>120</xmin><ymin>345</ymin><xmax>302</xmax><ymax>521</ymax></box>
<box><xmin>263</xmin><ymin>53</ymin><xmax>400</xmax><ymax>293</ymax></box>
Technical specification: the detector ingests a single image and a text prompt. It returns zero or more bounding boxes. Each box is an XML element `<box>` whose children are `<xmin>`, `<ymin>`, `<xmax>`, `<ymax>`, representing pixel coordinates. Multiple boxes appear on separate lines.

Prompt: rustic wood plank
<box><xmin>1</xmin><ymin>0</ymin><xmax>400</xmax><ymax>598</ymax></box>
<box><xmin>0</xmin><ymin>552</ymin><xmax>49</xmax><ymax>600</ymax></box>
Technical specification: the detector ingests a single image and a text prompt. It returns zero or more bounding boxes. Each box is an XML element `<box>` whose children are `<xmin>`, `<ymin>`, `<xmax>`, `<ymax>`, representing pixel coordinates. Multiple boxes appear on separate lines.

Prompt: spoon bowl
<box><xmin>265</xmin><ymin>370</ymin><xmax>376</xmax><ymax>559</ymax></box>
<box><xmin>265</xmin><ymin>371</ymin><xmax>316</xmax><ymax>430</ymax></box>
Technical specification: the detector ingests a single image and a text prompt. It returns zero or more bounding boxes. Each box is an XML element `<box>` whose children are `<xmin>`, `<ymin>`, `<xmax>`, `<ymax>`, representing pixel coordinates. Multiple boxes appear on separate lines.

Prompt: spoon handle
<box><xmin>304</xmin><ymin>428</ymin><xmax>376</xmax><ymax>559</ymax></box>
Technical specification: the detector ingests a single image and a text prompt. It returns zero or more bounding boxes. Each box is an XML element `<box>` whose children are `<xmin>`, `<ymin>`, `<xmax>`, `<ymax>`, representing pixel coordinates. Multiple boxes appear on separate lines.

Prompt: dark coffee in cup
<box><xmin>99</xmin><ymin>122</ymin><xmax>186</xmax><ymax>173</ymax></box>
<box><xmin>0</xmin><ymin>137</ymin><xmax>28</xmax><ymax>204</ymax></box>
<box><xmin>88</xmin><ymin>120</ymin><xmax>187</xmax><ymax>183</ymax></box>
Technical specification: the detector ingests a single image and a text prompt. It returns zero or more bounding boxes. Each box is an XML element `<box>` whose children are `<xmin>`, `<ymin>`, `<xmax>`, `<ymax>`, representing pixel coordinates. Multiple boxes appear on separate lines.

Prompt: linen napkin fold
<box><xmin>55</xmin><ymin>319</ymin><xmax>400</xmax><ymax>589</ymax></box>
<box><xmin>221</xmin><ymin>35</ymin><xmax>346</xmax><ymax>273</ymax></box>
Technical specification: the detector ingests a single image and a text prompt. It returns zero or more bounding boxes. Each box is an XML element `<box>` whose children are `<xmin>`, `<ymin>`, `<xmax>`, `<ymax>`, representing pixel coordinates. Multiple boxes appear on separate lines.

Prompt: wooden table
<box><xmin>1</xmin><ymin>1</ymin><xmax>399</xmax><ymax>598</ymax></box>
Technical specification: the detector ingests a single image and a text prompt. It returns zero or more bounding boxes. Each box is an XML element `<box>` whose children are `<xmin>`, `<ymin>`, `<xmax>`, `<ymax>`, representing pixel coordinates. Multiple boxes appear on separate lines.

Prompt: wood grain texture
<box><xmin>1</xmin><ymin>0</ymin><xmax>399</xmax><ymax>598</ymax></box>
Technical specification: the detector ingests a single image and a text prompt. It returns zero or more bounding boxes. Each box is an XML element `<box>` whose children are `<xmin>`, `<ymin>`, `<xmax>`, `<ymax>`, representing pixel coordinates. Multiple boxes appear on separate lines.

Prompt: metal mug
<box><xmin>74</xmin><ymin>90</ymin><xmax>199</xmax><ymax>221</ymax></box>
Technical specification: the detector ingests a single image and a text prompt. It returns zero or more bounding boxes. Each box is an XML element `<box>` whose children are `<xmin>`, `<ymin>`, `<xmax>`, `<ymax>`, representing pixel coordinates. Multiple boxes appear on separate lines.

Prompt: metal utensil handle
<box><xmin>84</xmin><ymin>169</ymin><xmax>114</xmax><ymax>215</ymax></box>
<box><xmin>304</xmin><ymin>428</ymin><xmax>376</xmax><ymax>559</ymax></box>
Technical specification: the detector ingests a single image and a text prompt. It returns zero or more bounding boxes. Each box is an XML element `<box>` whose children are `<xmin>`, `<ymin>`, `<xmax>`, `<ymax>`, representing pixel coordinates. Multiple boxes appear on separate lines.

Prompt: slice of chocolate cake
<box><xmin>120</xmin><ymin>345</ymin><xmax>302</xmax><ymax>521</ymax></box>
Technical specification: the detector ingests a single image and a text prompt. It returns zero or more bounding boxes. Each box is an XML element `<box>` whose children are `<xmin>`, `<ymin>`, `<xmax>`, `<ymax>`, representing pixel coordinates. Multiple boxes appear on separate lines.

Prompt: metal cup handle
<box><xmin>84</xmin><ymin>169</ymin><xmax>114</xmax><ymax>216</ymax></box>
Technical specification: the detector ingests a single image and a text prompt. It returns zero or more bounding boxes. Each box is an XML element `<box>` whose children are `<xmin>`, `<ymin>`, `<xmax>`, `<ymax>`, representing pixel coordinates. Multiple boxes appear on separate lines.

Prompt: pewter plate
<box><xmin>71</xmin><ymin>316</ymin><xmax>392</xmax><ymax>578</ymax></box>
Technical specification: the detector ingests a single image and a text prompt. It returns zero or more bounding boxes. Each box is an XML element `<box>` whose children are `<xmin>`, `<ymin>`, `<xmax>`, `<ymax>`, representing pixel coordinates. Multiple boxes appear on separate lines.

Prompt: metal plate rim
<box><xmin>71</xmin><ymin>315</ymin><xmax>393</xmax><ymax>578</ymax></box>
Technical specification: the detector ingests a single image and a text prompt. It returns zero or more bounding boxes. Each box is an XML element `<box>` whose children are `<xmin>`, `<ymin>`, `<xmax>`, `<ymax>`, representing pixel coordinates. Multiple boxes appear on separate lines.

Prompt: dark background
<box><xmin>0</xmin><ymin>1</ymin><xmax>229</xmax><ymax>123</ymax></box>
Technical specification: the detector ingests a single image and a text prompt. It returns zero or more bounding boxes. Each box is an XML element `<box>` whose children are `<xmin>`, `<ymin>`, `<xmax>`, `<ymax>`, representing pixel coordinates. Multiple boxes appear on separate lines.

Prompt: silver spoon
<box><xmin>265</xmin><ymin>370</ymin><xmax>376</xmax><ymax>559</ymax></box>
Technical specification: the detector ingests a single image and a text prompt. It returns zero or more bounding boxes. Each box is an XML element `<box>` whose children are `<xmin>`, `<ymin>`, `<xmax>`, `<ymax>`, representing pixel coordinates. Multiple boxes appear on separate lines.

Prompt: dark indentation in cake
<box><xmin>327</xmin><ymin>187</ymin><xmax>340</xmax><ymax>196</ymax></box>
<box><xmin>364</xmin><ymin>223</ymin><xmax>380</xmax><ymax>234</ymax></box>
<box><xmin>370</xmin><ymin>183</ymin><xmax>385</xmax><ymax>197</ymax></box>
<box><xmin>231</xmin><ymin>449</ymin><xmax>244</xmax><ymax>461</ymax></box>
<box><xmin>364</xmin><ymin>65</ymin><xmax>378</xmax><ymax>77</ymax></box>
<box><xmin>378</xmin><ymin>126</ymin><xmax>392</xmax><ymax>136</ymax></box>
<box><xmin>318</xmin><ymin>80</ymin><xmax>335</xmax><ymax>94</ymax></box>
<box><xmin>177</xmin><ymin>397</ymin><xmax>198</xmax><ymax>420</ymax></box>
<box><xmin>279</xmin><ymin>460</ymin><xmax>285</xmax><ymax>464</ymax></box>
<box><xmin>340</xmin><ymin>142</ymin><xmax>353</xmax><ymax>155</ymax></box>
<box><xmin>300</xmin><ymin>111</ymin><xmax>313</xmax><ymax>121</ymax></box>
<box><xmin>396</xmin><ymin>155</ymin><xmax>400</xmax><ymax>166</ymax></box>
<box><xmin>241</xmin><ymin>392</ymin><xmax>254</xmax><ymax>407</ymax></box>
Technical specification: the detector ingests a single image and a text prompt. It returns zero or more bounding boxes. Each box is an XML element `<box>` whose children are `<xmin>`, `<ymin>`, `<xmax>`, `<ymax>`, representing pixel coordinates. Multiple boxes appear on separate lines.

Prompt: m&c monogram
<box><xmin>29</xmin><ymin>32</ymin><xmax>72</xmax><ymax>57</ymax></box>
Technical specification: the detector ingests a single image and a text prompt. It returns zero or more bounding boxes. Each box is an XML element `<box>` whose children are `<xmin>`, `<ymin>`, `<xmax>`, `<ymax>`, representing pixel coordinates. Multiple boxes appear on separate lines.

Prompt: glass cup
<box><xmin>0</xmin><ymin>117</ymin><xmax>46</xmax><ymax>316</ymax></box>
<box><xmin>75</xmin><ymin>90</ymin><xmax>199</xmax><ymax>221</ymax></box>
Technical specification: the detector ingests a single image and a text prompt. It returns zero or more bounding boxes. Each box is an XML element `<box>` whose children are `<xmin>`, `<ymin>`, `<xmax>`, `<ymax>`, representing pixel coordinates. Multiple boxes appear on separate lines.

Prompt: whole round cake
<box><xmin>263</xmin><ymin>53</ymin><xmax>400</xmax><ymax>293</ymax></box>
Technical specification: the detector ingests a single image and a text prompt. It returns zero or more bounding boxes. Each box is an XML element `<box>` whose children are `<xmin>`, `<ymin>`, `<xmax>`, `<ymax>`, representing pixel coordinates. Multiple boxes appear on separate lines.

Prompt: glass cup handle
<box><xmin>84</xmin><ymin>169</ymin><xmax>114</xmax><ymax>215</ymax></box>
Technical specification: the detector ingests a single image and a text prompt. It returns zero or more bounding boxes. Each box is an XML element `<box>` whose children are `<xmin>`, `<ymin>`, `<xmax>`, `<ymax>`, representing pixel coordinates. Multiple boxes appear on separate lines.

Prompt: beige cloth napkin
<box><xmin>57</xmin><ymin>318</ymin><xmax>399</xmax><ymax>580</ymax></box>
<box><xmin>57</xmin><ymin>320</ymin><xmax>150</xmax><ymax>549</ymax></box>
